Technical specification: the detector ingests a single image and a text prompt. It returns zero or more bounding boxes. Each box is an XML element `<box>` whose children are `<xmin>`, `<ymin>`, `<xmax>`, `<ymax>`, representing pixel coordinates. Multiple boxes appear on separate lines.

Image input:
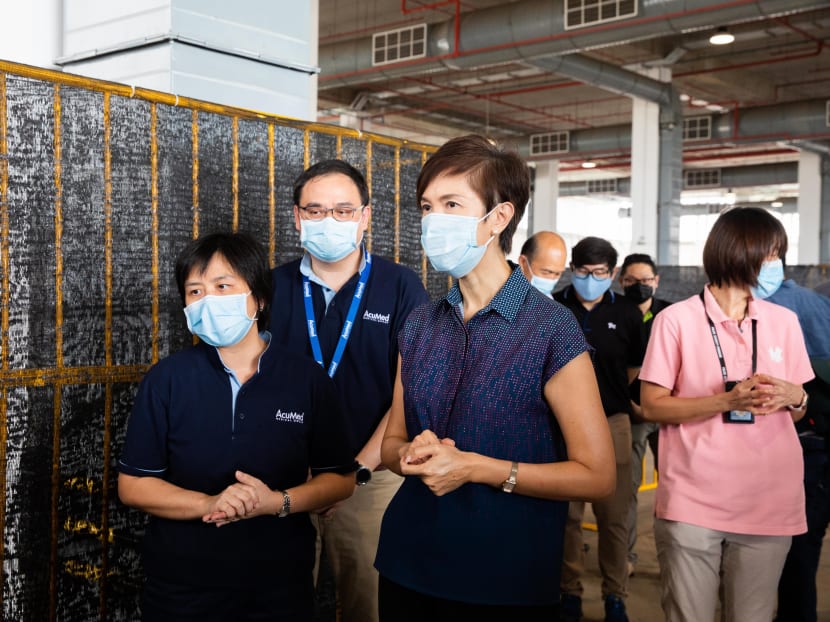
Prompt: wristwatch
<box><xmin>786</xmin><ymin>390</ymin><xmax>809</xmax><ymax>412</ymax></box>
<box><xmin>501</xmin><ymin>461</ymin><xmax>518</xmax><ymax>493</ymax></box>
<box><xmin>355</xmin><ymin>463</ymin><xmax>372</xmax><ymax>486</ymax></box>
<box><xmin>277</xmin><ymin>490</ymin><xmax>291</xmax><ymax>517</ymax></box>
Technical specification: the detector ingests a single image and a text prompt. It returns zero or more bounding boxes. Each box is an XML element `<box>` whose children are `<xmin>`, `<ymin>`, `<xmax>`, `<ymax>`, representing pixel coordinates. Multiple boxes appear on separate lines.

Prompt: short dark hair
<box><xmin>175</xmin><ymin>232</ymin><xmax>272</xmax><ymax>331</ymax></box>
<box><xmin>702</xmin><ymin>207</ymin><xmax>788</xmax><ymax>288</ymax></box>
<box><xmin>416</xmin><ymin>135</ymin><xmax>529</xmax><ymax>254</ymax></box>
<box><xmin>572</xmin><ymin>236</ymin><xmax>618</xmax><ymax>269</ymax></box>
<box><xmin>621</xmin><ymin>253</ymin><xmax>658</xmax><ymax>276</ymax></box>
<box><xmin>293</xmin><ymin>159</ymin><xmax>370</xmax><ymax>207</ymax></box>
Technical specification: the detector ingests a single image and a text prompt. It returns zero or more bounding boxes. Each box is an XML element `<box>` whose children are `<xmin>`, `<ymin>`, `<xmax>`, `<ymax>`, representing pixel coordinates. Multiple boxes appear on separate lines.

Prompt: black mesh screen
<box><xmin>0</xmin><ymin>65</ymin><xmax>437</xmax><ymax>621</ymax></box>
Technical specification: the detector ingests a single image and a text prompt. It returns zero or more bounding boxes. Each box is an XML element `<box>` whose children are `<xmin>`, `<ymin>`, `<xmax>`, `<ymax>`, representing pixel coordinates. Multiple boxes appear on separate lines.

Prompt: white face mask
<box><xmin>527</xmin><ymin>266</ymin><xmax>558</xmax><ymax>297</ymax></box>
<box><xmin>300</xmin><ymin>217</ymin><xmax>361</xmax><ymax>262</ymax></box>
<box><xmin>183</xmin><ymin>292</ymin><xmax>256</xmax><ymax>347</ymax></box>
<box><xmin>420</xmin><ymin>212</ymin><xmax>495</xmax><ymax>278</ymax></box>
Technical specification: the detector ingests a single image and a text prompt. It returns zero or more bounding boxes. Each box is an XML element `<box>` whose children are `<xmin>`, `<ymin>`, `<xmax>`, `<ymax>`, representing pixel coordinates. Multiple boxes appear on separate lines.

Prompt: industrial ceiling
<box><xmin>316</xmin><ymin>0</ymin><xmax>830</xmax><ymax>200</ymax></box>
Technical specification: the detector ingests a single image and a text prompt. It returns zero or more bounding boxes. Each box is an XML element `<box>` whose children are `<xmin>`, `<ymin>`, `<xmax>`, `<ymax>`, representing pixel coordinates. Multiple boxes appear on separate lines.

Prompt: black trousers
<box><xmin>775</xmin><ymin>435</ymin><xmax>830</xmax><ymax>622</ymax></box>
<box><xmin>141</xmin><ymin>573</ymin><xmax>313</xmax><ymax>622</ymax></box>
<box><xmin>378</xmin><ymin>574</ymin><xmax>558</xmax><ymax>622</ymax></box>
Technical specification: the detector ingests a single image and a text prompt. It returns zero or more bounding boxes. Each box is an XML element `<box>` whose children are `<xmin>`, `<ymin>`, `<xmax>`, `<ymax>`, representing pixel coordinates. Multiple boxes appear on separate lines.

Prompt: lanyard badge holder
<box><xmin>303</xmin><ymin>249</ymin><xmax>372</xmax><ymax>378</ymax></box>
<box><xmin>699</xmin><ymin>292</ymin><xmax>757</xmax><ymax>424</ymax></box>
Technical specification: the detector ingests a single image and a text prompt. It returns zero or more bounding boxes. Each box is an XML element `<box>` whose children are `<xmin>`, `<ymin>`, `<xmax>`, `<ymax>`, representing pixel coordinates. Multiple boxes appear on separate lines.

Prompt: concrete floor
<box><xmin>580</xmin><ymin>485</ymin><xmax>830</xmax><ymax>622</ymax></box>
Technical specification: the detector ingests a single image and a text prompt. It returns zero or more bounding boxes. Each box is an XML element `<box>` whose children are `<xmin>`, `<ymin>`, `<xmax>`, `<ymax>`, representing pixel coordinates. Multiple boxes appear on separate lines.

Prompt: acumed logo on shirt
<box><xmin>274</xmin><ymin>409</ymin><xmax>304</xmax><ymax>424</ymax></box>
<box><xmin>363</xmin><ymin>310</ymin><xmax>390</xmax><ymax>324</ymax></box>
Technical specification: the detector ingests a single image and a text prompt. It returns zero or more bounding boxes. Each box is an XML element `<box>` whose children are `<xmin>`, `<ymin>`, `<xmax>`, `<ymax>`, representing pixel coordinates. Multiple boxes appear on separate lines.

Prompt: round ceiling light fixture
<box><xmin>709</xmin><ymin>27</ymin><xmax>735</xmax><ymax>46</ymax></box>
<box><xmin>581</xmin><ymin>160</ymin><xmax>597</xmax><ymax>169</ymax></box>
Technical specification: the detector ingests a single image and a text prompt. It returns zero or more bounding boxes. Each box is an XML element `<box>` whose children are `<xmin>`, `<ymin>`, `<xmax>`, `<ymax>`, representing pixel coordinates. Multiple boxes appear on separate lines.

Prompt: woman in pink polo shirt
<box><xmin>640</xmin><ymin>206</ymin><xmax>813</xmax><ymax>622</ymax></box>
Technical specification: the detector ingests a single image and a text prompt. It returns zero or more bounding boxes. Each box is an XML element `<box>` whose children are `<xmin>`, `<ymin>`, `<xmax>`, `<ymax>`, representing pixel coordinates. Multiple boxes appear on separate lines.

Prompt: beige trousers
<box><xmin>653</xmin><ymin>518</ymin><xmax>791</xmax><ymax>622</ymax></box>
<box><xmin>561</xmin><ymin>413</ymin><xmax>633</xmax><ymax>599</ymax></box>
<box><xmin>312</xmin><ymin>469</ymin><xmax>402</xmax><ymax>622</ymax></box>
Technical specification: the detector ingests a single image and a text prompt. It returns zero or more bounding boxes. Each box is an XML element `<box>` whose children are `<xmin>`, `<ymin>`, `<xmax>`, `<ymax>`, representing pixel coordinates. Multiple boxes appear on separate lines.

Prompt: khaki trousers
<box><xmin>312</xmin><ymin>469</ymin><xmax>402</xmax><ymax>622</ymax></box>
<box><xmin>654</xmin><ymin>518</ymin><xmax>791</xmax><ymax>622</ymax></box>
<box><xmin>561</xmin><ymin>413</ymin><xmax>632</xmax><ymax>599</ymax></box>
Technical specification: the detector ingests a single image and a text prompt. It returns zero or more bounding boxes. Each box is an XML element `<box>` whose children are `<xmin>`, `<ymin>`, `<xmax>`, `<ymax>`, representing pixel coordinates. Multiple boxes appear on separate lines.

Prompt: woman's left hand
<box><xmin>749</xmin><ymin>373</ymin><xmax>805</xmax><ymax>415</ymax></box>
<box><xmin>401</xmin><ymin>440</ymin><xmax>469</xmax><ymax>496</ymax></box>
<box><xmin>203</xmin><ymin>470</ymin><xmax>272</xmax><ymax>526</ymax></box>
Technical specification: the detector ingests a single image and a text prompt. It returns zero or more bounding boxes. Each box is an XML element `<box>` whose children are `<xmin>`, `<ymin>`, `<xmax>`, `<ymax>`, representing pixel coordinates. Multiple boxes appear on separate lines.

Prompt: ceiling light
<box><xmin>771</xmin><ymin>200</ymin><xmax>783</xmax><ymax>208</ymax></box>
<box><xmin>690</xmin><ymin>98</ymin><xmax>709</xmax><ymax>107</ymax></box>
<box><xmin>725</xmin><ymin>188</ymin><xmax>736</xmax><ymax>205</ymax></box>
<box><xmin>709</xmin><ymin>27</ymin><xmax>735</xmax><ymax>46</ymax></box>
<box><xmin>581</xmin><ymin>160</ymin><xmax>597</xmax><ymax>169</ymax></box>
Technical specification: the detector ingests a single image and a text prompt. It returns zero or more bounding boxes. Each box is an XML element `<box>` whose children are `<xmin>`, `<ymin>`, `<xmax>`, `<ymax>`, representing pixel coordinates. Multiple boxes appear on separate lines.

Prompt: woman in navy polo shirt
<box><xmin>119</xmin><ymin>232</ymin><xmax>356</xmax><ymax>621</ymax></box>
<box><xmin>375</xmin><ymin>135</ymin><xmax>616</xmax><ymax>620</ymax></box>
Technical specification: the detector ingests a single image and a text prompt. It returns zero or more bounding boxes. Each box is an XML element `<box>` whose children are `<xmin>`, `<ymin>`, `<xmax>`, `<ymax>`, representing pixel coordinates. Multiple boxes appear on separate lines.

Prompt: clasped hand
<box><xmin>725</xmin><ymin>373</ymin><xmax>802</xmax><ymax>415</ymax></box>
<box><xmin>202</xmin><ymin>470</ymin><xmax>269</xmax><ymax>527</ymax></box>
<box><xmin>399</xmin><ymin>430</ymin><xmax>467</xmax><ymax>496</ymax></box>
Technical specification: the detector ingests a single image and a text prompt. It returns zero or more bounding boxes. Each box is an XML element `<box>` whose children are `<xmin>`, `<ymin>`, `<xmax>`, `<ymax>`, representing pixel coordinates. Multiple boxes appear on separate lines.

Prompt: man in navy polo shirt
<box><xmin>270</xmin><ymin>159</ymin><xmax>429</xmax><ymax>622</ymax></box>
<box><xmin>554</xmin><ymin>236</ymin><xmax>646</xmax><ymax>622</ymax></box>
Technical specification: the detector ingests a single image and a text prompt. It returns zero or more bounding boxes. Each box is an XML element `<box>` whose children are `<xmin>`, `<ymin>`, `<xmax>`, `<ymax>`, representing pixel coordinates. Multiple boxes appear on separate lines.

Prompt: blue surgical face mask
<box><xmin>571</xmin><ymin>273</ymin><xmax>612</xmax><ymax>301</ymax></box>
<box><xmin>527</xmin><ymin>267</ymin><xmax>558</xmax><ymax>297</ymax></box>
<box><xmin>184</xmin><ymin>292</ymin><xmax>256</xmax><ymax>347</ymax></box>
<box><xmin>300</xmin><ymin>217</ymin><xmax>361</xmax><ymax>263</ymax></box>
<box><xmin>751</xmin><ymin>258</ymin><xmax>784</xmax><ymax>299</ymax></box>
<box><xmin>420</xmin><ymin>212</ymin><xmax>495</xmax><ymax>278</ymax></box>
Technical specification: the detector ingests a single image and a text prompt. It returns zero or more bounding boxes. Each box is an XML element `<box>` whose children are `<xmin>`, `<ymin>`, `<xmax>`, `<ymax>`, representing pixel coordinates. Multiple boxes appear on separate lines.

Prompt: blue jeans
<box><xmin>775</xmin><ymin>434</ymin><xmax>830</xmax><ymax>622</ymax></box>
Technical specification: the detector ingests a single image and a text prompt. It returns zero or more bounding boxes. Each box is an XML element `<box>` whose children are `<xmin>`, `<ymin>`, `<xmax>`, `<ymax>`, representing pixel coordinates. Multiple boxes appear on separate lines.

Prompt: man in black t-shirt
<box><xmin>554</xmin><ymin>237</ymin><xmax>646</xmax><ymax>622</ymax></box>
<box><xmin>618</xmin><ymin>253</ymin><xmax>672</xmax><ymax>579</ymax></box>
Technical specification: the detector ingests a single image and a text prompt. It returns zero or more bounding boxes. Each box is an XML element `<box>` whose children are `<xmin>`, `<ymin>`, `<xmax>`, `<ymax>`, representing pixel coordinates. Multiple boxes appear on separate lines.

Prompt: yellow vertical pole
<box><xmin>50</xmin><ymin>83</ymin><xmax>64</xmax><ymax>622</ymax></box>
<box><xmin>191</xmin><ymin>110</ymin><xmax>200</xmax><ymax>240</ymax></box>
<box><xmin>232</xmin><ymin>117</ymin><xmax>239</xmax><ymax>232</ymax></box>
<box><xmin>268</xmin><ymin>123</ymin><xmax>276</xmax><ymax>266</ymax></box>
<box><xmin>150</xmin><ymin>104</ymin><xmax>160</xmax><ymax>363</ymax></box>
<box><xmin>365</xmin><ymin>141</ymin><xmax>373</xmax><ymax>253</ymax></box>
<box><xmin>394</xmin><ymin>146</ymin><xmax>401</xmax><ymax>263</ymax></box>
<box><xmin>99</xmin><ymin>92</ymin><xmax>114</xmax><ymax>619</ymax></box>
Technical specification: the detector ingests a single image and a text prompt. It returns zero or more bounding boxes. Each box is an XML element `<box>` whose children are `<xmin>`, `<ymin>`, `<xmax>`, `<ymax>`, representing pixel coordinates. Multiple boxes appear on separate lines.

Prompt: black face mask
<box><xmin>624</xmin><ymin>283</ymin><xmax>654</xmax><ymax>304</ymax></box>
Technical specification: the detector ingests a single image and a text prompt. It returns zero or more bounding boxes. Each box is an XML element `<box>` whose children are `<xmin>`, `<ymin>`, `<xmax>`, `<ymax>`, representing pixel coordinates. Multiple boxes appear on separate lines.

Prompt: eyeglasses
<box><xmin>620</xmin><ymin>276</ymin><xmax>656</xmax><ymax>287</ymax></box>
<box><xmin>572</xmin><ymin>266</ymin><xmax>611</xmax><ymax>279</ymax></box>
<box><xmin>298</xmin><ymin>205</ymin><xmax>364</xmax><ymax>222</ymax></box>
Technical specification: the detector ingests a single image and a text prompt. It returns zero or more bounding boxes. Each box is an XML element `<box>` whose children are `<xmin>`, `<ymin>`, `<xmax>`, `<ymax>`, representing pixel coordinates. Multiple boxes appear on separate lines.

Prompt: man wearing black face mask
<box><xmin>618</xmin><ymin>253</ymin><xmax>671</xmax><ymax>579</ymax></box>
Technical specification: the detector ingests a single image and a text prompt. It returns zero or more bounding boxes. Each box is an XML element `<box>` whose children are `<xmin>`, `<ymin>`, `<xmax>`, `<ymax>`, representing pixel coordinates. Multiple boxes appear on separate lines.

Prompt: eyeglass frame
<box><xmin>620</xmin><ymin>275</ymin><xmax>657</xmax><ymax>287</ymax></box>
<box><xmin>571</xmin><ymin>264</ymin><xmax>612</xmax><ymax>279</ymax></box>
<box><xmin>297</xmin><ymin>204</ymin><xmax>365</xmax><ymax>222</ymax></box>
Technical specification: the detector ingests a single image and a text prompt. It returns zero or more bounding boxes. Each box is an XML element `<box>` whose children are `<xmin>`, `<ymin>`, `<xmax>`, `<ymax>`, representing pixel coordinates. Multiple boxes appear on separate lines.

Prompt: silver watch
<box><xmin>501</xmin><ymin>461</ymin><xmax>518</xmax><ymax>493</ymax></box>
<box><xmin>278</xmin><ymin>490</ymin><xmax>291</xmax><ymax>517</ymax></box>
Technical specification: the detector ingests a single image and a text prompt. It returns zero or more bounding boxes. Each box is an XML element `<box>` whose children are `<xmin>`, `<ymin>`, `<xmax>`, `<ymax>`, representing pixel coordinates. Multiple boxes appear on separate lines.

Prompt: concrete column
<box><xmin>628</xmin><ymin>66</ymin><xmax>672</xmax><ymax>260</ymax></box>
<box><xmin>797</xmin><ymin>151</ymin><xmax>822</xmax><ymax>264</ymax></box>
<box><xmin>630</xmin><ymin>97</ymin><xmax>659</xmax><ymax>258</ymax></box>
<box><xmin>530</xmin><ymin>160</ymin><xmax>560</xmax><ymax>234</ymax></box>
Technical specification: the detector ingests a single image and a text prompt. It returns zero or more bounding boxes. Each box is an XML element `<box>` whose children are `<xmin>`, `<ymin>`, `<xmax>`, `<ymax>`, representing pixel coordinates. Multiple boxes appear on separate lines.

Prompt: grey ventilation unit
<box><xmin>683</xmin><ymin>116</ymin><xmax>712</xmax><ymax>141</ymax></box>
<box><xmin>587</xmin><ymin>178</ymin><xmax>618</xmax><ymax>194</ymax></box>
<box><xmin>372</xmin><ymin>24</ymin><xmax>427</xmax><ymax>66</ymax></box>
<box><xmin>529</xmin><ymin>131</ymin><xmax>570</xmax><ymax>156</ymax></box>
<box><xmin>564</xmin><ymin>0</ymin><xmax>638</xmax><ymax>30</ymax></box>
<box><xmin>684</xmin><ymin>168</ymin><xmax>721</xmax><ymax>189</ymax></box>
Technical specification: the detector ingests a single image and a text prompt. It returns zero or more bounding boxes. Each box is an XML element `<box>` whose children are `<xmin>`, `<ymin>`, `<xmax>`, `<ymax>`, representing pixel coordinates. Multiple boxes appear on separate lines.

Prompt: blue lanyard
<box><xmin>303</xmin><ymin>250</ymin><xmax>372</xmax><ymax>377</ymax></box>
